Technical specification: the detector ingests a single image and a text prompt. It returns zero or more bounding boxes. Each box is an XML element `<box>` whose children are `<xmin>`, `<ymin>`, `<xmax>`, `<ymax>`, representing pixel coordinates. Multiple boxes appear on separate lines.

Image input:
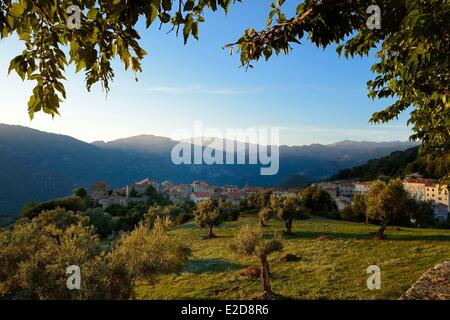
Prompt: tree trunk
<box><xmin>285</xmin><ymin>219</ymin><xmax>292</xmax><ymax>235</ymax></box>
<box><xmin>375</xmin><ymin>223</ymin><xmax>387</xmax><ymax>239</ymax></box>
<box><xmin>207</xmin><ymin>225</ymin><xmax>214</xmax><ymax>238</ymax></box>
<box><xmin>259</xmin><ymin>255</ymin><xmax>271</xmax><ymax>295</ymax></box>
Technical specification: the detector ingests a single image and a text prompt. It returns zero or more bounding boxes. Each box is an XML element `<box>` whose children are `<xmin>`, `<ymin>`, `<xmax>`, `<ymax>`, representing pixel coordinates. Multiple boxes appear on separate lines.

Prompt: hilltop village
<box><xmin>89</xmin><ymin>174</ymin><xmax>449</xmax><ymax>222</ymax></box>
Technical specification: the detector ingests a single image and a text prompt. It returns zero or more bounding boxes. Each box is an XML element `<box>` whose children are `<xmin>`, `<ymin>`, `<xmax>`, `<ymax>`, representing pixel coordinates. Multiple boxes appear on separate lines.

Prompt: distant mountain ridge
<box><xmin>0</xmin><ymin>123</ymin><xmax>418</xmax><ymax>215</ymax></box>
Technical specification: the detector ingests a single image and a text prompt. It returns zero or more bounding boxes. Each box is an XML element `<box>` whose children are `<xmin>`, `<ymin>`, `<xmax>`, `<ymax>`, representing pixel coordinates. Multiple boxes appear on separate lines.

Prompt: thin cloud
<box><xmin>144</xmin><ymin>84</ymin><xmax>264</xmax><ymax>95</ymax></box>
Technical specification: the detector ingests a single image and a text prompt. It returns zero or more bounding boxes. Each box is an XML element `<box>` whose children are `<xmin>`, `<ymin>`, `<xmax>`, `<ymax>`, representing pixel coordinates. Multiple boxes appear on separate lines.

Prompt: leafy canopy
<box><xmin>365</xmin><ymin>179</ymin><xmax>410</xmax><ymax>226</ymax></box>
<box><xmin>231</xmin><ymin>224</ymin><xmax>282</xmax><ymax>258</ymax></box>
<box><xmin>227</xmin><ymin>0</ymin><xmax>450</xmax><ymax>152</ymax></box>
<box><xmin>193</xmin><ymin>198</ymin><xmax>222</xmax><ymax>228</ymax></box>
<box><xmin>1</xmin><ymin>0</ymin><xmax>238</xmax><ymax>118</ymax></box>
<box><xmin>0</xmin><ymin>215</ymin><xmax>191</xmax><ymax>299</ymax></box>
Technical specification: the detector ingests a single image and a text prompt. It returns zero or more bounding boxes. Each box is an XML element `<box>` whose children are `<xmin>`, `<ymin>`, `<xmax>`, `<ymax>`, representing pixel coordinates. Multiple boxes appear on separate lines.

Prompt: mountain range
<box><xmin>0</xmin><ymin>123</ymin><xmax>418</xmax><ymax>215</ymax></box>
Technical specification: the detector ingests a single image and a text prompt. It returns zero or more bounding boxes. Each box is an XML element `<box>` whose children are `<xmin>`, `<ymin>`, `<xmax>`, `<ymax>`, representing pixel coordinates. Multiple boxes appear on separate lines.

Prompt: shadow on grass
<box><xmin>290</xmin><ymin>230</ymin><xmax>371</xmax><ymax>240</ymax></box>
<box><xmin>385</xmin><ymin>234</ymin><xmax>450</xmax><ymax>241</ymax></box>
<box><xmin>185</xmin><ymin>258</ymin><xmax>245</xmax><ymax>274</ymax></box>
<box><xmin>175</xmin><ymin>222</ymin><xmax>198</xmax><ymax>230</ymax></box>
<box><xmin>288</xmin><ymin>230</ymin><xmax>450</xmax><ymax>241</ymax></box>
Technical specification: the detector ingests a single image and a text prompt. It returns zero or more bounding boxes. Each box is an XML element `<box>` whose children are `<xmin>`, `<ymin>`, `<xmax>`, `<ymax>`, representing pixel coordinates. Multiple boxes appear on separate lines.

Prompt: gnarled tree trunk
<box><xmin>259</xmin><ymin>254</ymin><xmax>271</xmax><ymax>295</ymax></box>
<box><xmin>375</xmin><ymin>222</ymin><xmax>387</xmax><ymax>239</ymax></box>
<box><xmin>285</xmin><ymin>219</ymin><xmax>293</xmax><ymax>235</ymax></box>
<box><xmin>207</xmin><ymin>224</ymin><xmax>214</xmax><ymax>238</ymax></box>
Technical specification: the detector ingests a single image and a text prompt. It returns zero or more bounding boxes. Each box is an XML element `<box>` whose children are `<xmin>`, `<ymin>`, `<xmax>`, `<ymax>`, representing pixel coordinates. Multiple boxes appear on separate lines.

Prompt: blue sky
<box><xmin>0</xmin><ymin>1</ymin><xmax>412</xmax><ymax>146</ymax></box>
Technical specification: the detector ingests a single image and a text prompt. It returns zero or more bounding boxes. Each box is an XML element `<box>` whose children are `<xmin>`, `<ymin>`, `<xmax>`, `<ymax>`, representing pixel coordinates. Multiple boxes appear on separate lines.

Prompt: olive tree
<box><xmin>365</xmin><ymin>179</ymin><xmax>410</xmax><ymax>239</ymax></box>
<box><xmin>193</xmin><ymin>199</ymin><xmax>222</xmax><ymax>238</ymax></box>
<box><xmin>0</xmin><ymin>215</ymin><xmax>191</xmax><ymax>299</ymax></box>
<box><xmin>258</xmin><ymin>207</ymin><xmax>273</xmax><ymax>227</ymax></box>
<box><xmin>109</xmin><ymin>217</ymin><xmax>192</xmax><ymax>289</ymax></box>
<box><xmin>0</xmin><ymin>219</ymin><xmax>104</xmax><ymax>299</ymax></box>
<box><xmin>231</xmin><ymin>224</ymin><xmax>282</xmax><ymax>297</ymax></box>
<box><xmin>144</xmin><ymin>204</ymin><xmax>183</xmax><ymax>227</ymax></box>
<box><xmin>273</xmin><ymin>194</ymin><xmax>308</xmax><ymax>235</ymax></box>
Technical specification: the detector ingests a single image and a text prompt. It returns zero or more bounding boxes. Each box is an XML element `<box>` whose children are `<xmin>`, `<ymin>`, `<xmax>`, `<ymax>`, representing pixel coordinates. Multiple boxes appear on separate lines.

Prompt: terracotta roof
<box><xmin>224</xmin><ymin>191</ymin><xmax>247</xmax><ymax>196</ymax></box>
<box><xmin>404</xmin><ymin>178</ymin><xmax>434</xmax><ymax>185</ymax></box>
<box><xmin>193</xmin><ymin>192</ymin><xmax>214</xmax><ymax>197</ymax></box>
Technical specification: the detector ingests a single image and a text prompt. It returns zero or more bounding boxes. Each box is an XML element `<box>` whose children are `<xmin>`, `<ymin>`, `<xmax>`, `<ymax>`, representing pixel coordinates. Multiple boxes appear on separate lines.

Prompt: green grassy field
<box><xmin>135</xmin><ymin>214</ymin><xmax>450</xmax><ymax>300</ymax></box>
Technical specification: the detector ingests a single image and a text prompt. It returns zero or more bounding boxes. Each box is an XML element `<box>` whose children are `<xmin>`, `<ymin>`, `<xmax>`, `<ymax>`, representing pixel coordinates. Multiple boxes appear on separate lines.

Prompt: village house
<box><xmin>317</xmin><ymin>182</ymin><xmax>338</xmax><ymax>198</ymax></box>
<box><xmin>190</xmin><ymin>192</ymin><xmax>216</xmax><ymax>204</ymax></box>
<box><xmin>97</xmin><ymin>193</ymin><xmax>149</xmax><ymax>209</ymax></box>
<box><xmin>402</xmin><ymin>178</ymin><xmax>434</xmax><ymax>201</ymax></box>
<box><xmin>335</xmin><ymin>180</ymin><xmax>355</xmax><ymax>197</ymax></box>
<box><xmin>160</xmin><ymin>180</ymin><xmax>173</xmax><ymax>190</ymax></box>
<box><xmin>245</xmin><ymin>187</ymin><xmax>266</xmax><ymax>195</ymax></box>
<box><xmin>271</xmin><ymin>189</ymin><xmax>290</xmax><ymax>198</ymax></box>
<box><xmin>403</xmin><ymin>178</ymin><xmax>449</xmax><ymax>220</ymax></box>
<box><xmin>425</xmin><ymin>184</ymin><xmax>449</xmax><ymax>207</ymax></box>
<box><xmin>166</xmin><ymin>184</ymin><xmax>193</xmax><ymax>203</ymax></box>
<box><xmin>192</xmin><ymin>181</ymin><xmax>210</xmax><ymax>193</ymax></box>
<box><xmin>271</xmin><ymin>188</ymin><xmax>302</xmax><ymax>198</ymax></box>
<box><xmin>432</xmin><ymin>204</ymin><xmax>449</xmax><ymax>222</ymax></box>
<box><xmin>405</xmin><ymin>172</ymin><xmax>423</xmax><ymax>179</ymax></box>
<box><xmin>126</xmin><ymin>178</ymin><xmax>160</xmax><ymax>197</ymax></box>
<box><xmin>223</xmin><ymin>184</ymin><xmax>239</xmax><ymax>192</ymax></box>
<box><xmin>354</xmin><ymin>181</ymin><xmax>371</xmax><ymax>194</ymax></box>
<box><xmin>221</xmin><ymin>190</ymin><xmax>248</xmax><ymax>206</ymax></box>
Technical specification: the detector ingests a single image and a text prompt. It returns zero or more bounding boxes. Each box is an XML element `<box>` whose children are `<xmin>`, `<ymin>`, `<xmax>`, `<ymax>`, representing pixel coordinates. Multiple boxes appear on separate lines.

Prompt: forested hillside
<box><xmin>330</xmin><ymin>147</ymin><xmax>450</xmax><ymax>181</ymax></box>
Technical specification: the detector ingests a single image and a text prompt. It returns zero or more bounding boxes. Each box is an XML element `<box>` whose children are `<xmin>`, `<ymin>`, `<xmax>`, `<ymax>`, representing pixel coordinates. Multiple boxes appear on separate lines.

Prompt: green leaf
<box><xmin>87</xmin><ymin>8</ymin><xmax>99</xmax><ymax>20</ymax></box>
<box><xmin>183</xmin><ymin>23</ymin><xmax>192</xmax><ymax>44</ymax></box>
<box><xmin>192</xmin><ymin>22</ymin><xmax>199</xmax><ymax>40</ymax></box>
<box><xmin>160</xmin><ymin>12</ymin><xmax>170</xmax><ymax>23</ymax></box>
<box><xmin>184</xmin><ymin>0</ymin><xmax>195</xmax><ymax>11</ymax></box>
<box><xmin>10</xmin><ymin>3</ymin><xmax>25</xmax><ymax>16</ymax></box>
<box><xmin>146</xmin><ymin>3</ymin><xmax>159</xmax><ymax>27</ymax></box>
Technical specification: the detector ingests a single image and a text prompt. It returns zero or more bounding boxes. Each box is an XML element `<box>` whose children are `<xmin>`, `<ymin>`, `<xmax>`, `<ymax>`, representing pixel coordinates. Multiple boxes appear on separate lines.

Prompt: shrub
<box><xmin>105</xmin><ymin>204</ymin><xmax>128</xmax><ymax>217</ymax></box>
<box><xmin>409</xmin><ymin>200</ymin><xmax>436</xmax><ymax>228</ymax></box>
<box><xmin>0</xmin><ymin>216</ymin><xmax>192</xmax><ymax>299</ymax></box>
<box><xmin>301</xmin><ymin>186</ymin><xmax>338</xmax><ymax>218</ymax></box>
<box><xmin>340</xmin><ymin>206</ymin><xmax>364</xmax><ymax>222</ymax></box>
<box><xmin>74</xmin><ymin>187</ymin><xmax>88</xmax><ymax>198</ymax></box>
<box><xmin>19</xmin><ymin>196</ymin><xmax>86</xmax><ymax>220</ymax></box>
<box><xmin>110</xmin><ymin>218</ymin><xmax>192</xmax><ymax>284</ymax></box>
<box><xmin>36</xmin><ymin>207</ymin><xmax>89</xmax><ymax>230</ymax></box>
<box><xmin>224</xmin><ymin>208</ymin><xmax>240</xmax><ymax>221</ymax></box>
<box><xmin>83</xmin><ymin>208</ymin><xmax>116</xmax><ymax>238</ymax></box>
<box><xmin>175</xmin><ymin>213</ymin><xmax>192</xmax><ymax>225</ymax></box>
